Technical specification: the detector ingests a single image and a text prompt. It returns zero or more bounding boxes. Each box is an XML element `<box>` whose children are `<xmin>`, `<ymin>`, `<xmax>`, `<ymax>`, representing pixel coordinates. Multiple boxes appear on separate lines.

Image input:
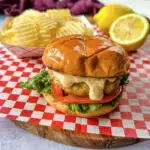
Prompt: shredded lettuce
<box><xmin>20</xmin><ymin>70</ymin><xmax>51</xmax><ymax>94</ymax></box>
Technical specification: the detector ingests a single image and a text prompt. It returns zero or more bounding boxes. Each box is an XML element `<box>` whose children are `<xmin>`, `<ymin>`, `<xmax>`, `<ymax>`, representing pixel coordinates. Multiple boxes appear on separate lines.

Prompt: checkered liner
<box><xmin>0</xmin><ymin>34</ymin><xmax>150</xmax><ymax>138</ymax></box>
<box><xmin>2</xmin><ymin>43</ymin><xmax>44</xmax><ymax>58</ymax></box>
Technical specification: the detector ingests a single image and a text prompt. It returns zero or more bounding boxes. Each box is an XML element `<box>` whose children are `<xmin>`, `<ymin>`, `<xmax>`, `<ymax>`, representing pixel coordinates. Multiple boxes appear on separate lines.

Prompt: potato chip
<box><xmin>1</xmin><ymin>9</ymin><xmax>92</xmax><ymax>48</ymax></box>
<box><xmin>0</xmin><ymin>28</ymin><xmax>15</xmax><ymax>44</ymax></box>
<box><xmin>13</xmin><ymin>9</ymin><xmax>41</xmax><ymax>30</ymax></box>
<box><xmin>33</xmin><ymin>14</ymin><xmax>58</xmax><ymax>46</ymax></box>
<box><xmin>34</xmin><ymin>14</ymin><xmax>58</xmax><ymax>31</ymax></box>
<box><xmin>13</xmin><ymin>15</ymin><xmax>32</xmax><ymax>28</ymax></box>
<box><xmin>46</xmin><ymin>9</ymin><xmax>73</xmax><ymax>25</ymax></box>
<box><xmin>3</xmin><ymin>17</ymin><xmax>14</xmax><ymax>30</ymax></box>
<box><xmin>46</xmin><ymin>9</ymin><xmax>71</xmax><ymax>18</ymax></box>
<box><xmin>20</xmin><ymin>9</ymin><xmax>41</xmax><ymax>19</ymax></box>
<box><xmin>13</xmin><ymin>18</ymin><xmax>39</xmax><ymax>46</ymax></box>
<box><xmin>1</xmin><ymin>29</ymin><xmax>15</xmax><ymax>39</ymax></box>
<box><xmin>39</xmin><ymin>35</ymin><xmax>55</xmax><ymax>47</ymax></box>
<box><xmin>56</xmin><ymin>21</ymin><xmax>89</xmax><ymax>38</ymax></box>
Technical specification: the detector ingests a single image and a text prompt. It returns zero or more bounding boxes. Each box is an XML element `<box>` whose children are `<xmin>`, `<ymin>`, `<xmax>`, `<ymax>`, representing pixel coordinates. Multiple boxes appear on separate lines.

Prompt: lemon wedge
<box><xmin>109</xmin><ymin>13</ymin><xmax>149</xmax><ymax>51</ymax></box>
<box><xmin>94</xmin><ymin>4</ymin><xmax>134</xmax><ymax>32</ymax></box>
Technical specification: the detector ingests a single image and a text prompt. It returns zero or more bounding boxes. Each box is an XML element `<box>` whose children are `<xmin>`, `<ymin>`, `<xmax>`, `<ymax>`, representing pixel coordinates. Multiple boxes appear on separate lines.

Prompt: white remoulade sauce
<box><xmin>47</xmin><ymin>69</ymin><xmax>116</xmax><ymax>100</ymax></box>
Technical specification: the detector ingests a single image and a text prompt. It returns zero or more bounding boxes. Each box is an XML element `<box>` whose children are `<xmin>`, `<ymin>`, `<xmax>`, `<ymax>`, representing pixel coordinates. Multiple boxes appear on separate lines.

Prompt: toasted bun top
<box><xmin>42</xmin><ymin>35</ymin><xmax>129</xmax><ymax>77</ymax></box>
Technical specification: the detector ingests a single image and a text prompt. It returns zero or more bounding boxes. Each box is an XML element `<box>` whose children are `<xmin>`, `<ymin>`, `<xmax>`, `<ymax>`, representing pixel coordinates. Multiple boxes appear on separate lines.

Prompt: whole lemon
<box><xmin>94</xmin><ymin>4</ymin><xmax>134</xmax><ymax>32</ymax></box>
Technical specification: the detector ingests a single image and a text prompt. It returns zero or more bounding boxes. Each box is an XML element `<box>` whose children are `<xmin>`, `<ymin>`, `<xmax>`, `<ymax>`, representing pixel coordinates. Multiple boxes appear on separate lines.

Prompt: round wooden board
<box><xmin>12</xmin><ymin>120</ymin><xmax>144</xmax><ymax>149</ymax></box>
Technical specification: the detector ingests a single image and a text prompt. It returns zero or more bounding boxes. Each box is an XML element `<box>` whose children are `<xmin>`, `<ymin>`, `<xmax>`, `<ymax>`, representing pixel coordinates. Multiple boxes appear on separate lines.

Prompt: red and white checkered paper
<box><xmin>0</xmin><ymin>33</ymin><xmax>150</xmax><ymax>138</ymax></box>
<box><xmin>2</xmin><ymin>43</ymin><xmax>44</xmax><ymax>58</ymax></box>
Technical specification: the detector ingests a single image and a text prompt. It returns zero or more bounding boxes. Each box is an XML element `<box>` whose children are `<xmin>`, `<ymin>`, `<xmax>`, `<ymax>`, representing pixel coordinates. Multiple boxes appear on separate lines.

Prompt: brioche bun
<box><xmin>42</xmin><ymin>35</ymin><xmax>129</xmax><ymax>78</ymax></box>
<box><xmin>43</xmin><ymin>93</ymin><xmax>120</xmax><ymax>118</ymax></box>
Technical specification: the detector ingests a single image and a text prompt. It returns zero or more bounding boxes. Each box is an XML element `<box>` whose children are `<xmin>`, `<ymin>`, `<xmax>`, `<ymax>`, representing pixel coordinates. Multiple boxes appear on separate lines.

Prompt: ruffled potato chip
<box><xmin>13</xmin><ymin>18</ymin><xmax>39</xmax><ymax>46</ymax></box>
<box><xmin>0</xmin><ymin>9</ymin><xmax>92</xmax><ymax>48</ymax></box>
<box><xmin>13</xmin><ymin>9</ymin><xmax>41</xmax><ymax>25</ymax></box>
<box><xmin>34</xmin><ymin>14</ymin><xmax>58</xmax><ymax>31</ymax></box>
<box><xmin>3</xmin><ymin>17</ymin><xmax>14</xmax><ymax>30</ymax></box>
<box><xmin>34</xmin><ymin>14</ymin><xmax>58</xmax><ymax>46</ymax></box>
<box><xmin>46</xmin><ymin>9</ymin><xmax>71</xmax><ymax>18</ymax></box>
<box><xmin>0</xmin><ymin>28</ymin><xmax>15</xmax><ymax>44</ymax></box>
<box><xmin>56</xmin><ymin>21</ymin><xmax>91</xmax><ymax>38</ymax></box>
<box><xmin>13</xmin><ymin>9</ymin><xmax>41</xmax><ymax>31</ymax></box>
<box><xmin>21</xmin><ymin>9</ymin><xmax>41</xmax><ymax>19</ymax></box>
<box><xmin>46</xmin><ymin>9</ymin><xmax>73</xmax><ymax>25</ymax></box>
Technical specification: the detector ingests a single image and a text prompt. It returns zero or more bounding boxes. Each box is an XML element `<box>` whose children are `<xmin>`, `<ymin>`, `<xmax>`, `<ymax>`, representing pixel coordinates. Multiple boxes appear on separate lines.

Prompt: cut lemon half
<box><xmin>109</xmin><ymin>13</ymin><xmax>149</xmax><ymax>51</ymax></box>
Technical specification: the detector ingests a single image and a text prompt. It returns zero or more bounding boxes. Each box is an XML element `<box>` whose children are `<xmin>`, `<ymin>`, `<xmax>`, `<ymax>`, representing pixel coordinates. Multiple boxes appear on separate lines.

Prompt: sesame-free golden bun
<box><xmin>42</xmin><ymin>35</ymin><xmax>129</xmax><ymax>78</ymax></box>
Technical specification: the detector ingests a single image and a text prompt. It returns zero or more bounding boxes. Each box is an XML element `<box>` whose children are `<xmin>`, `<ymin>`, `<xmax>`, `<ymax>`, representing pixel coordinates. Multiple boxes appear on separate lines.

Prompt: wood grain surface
<box><xmin>12</xmin><ymin>120</ymin><xmax>144</xmax><ymax>149</ymax></box>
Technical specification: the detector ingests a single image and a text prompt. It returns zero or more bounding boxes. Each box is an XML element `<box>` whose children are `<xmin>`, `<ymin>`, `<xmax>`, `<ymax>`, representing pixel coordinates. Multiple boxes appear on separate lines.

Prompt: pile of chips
<box><xmin>0</xmin><ymin>9</ymin><xmax>93</xmax><ymax>47</ymax></box>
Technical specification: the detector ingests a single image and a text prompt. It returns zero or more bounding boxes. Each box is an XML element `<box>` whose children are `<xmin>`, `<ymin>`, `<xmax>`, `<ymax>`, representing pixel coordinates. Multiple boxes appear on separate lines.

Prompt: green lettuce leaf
<box><xmin>67</xmin><ymin>95</ymin><xmax>120</xmax><ymax>113</ymax></box>
<box><xmin>120</xmin><ymin>74</ymin><xmax>129</xmax><ymax>86</ymax></box>
<box><xmin>67</xmin><ymin>103</ymin><xmax>102</xmax><ymax>113</ymax></box>
<box><xmin>20</xmin><ymin>70</ymin><xmax>51</xmax><ymax>94</ymax></box>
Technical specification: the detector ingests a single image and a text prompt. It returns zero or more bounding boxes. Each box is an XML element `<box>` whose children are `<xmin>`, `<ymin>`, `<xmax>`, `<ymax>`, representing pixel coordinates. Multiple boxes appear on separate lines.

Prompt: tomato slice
<box><xmin>52</xmin><ymin>83</ymin><xmax>122</xmax><ymax>104</ymax></box>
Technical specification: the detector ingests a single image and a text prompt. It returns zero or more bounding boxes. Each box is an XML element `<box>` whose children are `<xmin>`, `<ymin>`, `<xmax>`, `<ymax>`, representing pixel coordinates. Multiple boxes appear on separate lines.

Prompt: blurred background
<box><xmin>0</xmin><ymin>0</ymin><xmax>150</xmax><ymax>17</ymax></box>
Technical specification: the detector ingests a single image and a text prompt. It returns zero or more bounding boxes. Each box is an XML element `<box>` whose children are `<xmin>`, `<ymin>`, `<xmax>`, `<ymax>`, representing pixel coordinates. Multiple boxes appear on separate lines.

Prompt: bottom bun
<box><xmin>43</xmin><ymin>93</ymin><xmax>120</xmax><ymax>118</ymax></box>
